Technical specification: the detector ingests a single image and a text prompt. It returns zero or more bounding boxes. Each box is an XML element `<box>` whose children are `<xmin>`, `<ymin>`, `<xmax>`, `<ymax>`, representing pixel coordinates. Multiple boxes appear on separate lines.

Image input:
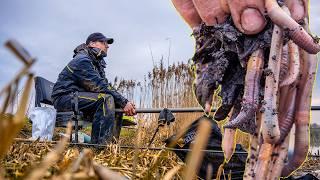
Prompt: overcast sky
<box><xmin>0</xmin><ymin>0</ymin><xmax>320</xmax><ymax>122</ymax></box>
<box><xmin>0</xmin><ymin>0</ymin><xmax>195</xmax><ymax>85</ymax></box>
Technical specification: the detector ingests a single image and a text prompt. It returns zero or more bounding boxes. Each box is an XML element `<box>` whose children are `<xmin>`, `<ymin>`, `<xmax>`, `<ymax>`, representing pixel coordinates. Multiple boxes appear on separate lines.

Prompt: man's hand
<box><xmin>123</xmin><ymin>101</ymin><xmax>136</xmax><ymax>116</ymax></box>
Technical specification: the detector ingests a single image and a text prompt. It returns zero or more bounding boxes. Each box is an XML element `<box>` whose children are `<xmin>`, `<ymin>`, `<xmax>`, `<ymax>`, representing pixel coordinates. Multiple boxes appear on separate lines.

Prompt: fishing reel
<box><xmin>158</xmin><ymin>108</ymin><xmax>175</xmax><ymax>126</ymax></box>
<box><xmin>148</xmin><ymin>108</ymin><xmax>175</xmax><ymax>146</ymax></box>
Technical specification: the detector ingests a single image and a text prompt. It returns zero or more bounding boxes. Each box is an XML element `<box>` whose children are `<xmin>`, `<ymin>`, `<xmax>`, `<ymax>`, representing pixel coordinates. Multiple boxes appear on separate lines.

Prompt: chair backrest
<box><xmin>34</xmin><ymin>76</ymin><xmax>55</xmax><ymax>107</ymax></box>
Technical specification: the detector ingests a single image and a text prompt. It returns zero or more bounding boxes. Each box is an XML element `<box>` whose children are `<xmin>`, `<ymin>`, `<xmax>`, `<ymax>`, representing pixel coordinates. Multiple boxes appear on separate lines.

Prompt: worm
<box><xmin>265</xmin><ymin>1</ymin><xmax>320</xmax><ymax>54</ymax></box>
<box><xmin>279</xmin><ymin>43</ymin><xmax>289</xmax><ymax>84</ymax></box>
<box><xmin>261</xmin><ymin>24</ymin><xmax>283</xmax><ymax>144</ymax></box>
<box><xmin>224</xmin><ymin>49</ymin><xmax>264</xmax><ymax>134</ymax></box>
<box><xmin>281</xmin><ymin>20</ymin><xmax>318</xmax><ymax>176</ymax></box>
<box><xmin>281</xmin><ymin>50</ymin><xmax>318</xmax><ymax>177</ymax></box>
<box><xmin>280</xmin><ymin>41</ymin><xmax>300</xmax><ymax>87</ymax></box>
<box><xmin>254</xmin><ymin>143</ymin><xmax>274</xmax><ymax>179</ymax></box>
<box><xmin>243</xmin><ymin>111</ymin><xmax>262</xmax><ymax>180</ymax></box>
<box><xmin>267</xmin><ymin>135</ymin><xmax>290</xmax><ymax>180</ymax></box>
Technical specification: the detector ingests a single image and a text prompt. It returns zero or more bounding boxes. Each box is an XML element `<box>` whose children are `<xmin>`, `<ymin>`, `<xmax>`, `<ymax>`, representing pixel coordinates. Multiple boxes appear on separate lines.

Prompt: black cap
<box><xmin>86</xmin><ymin>32</ymin><xmax>114</xmax><ymax>45</ymax></box>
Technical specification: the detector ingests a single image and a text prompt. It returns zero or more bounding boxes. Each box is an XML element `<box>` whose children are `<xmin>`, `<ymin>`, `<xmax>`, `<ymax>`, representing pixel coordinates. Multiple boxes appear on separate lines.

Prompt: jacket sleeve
<box><xmin>70</xmin><ymin>58</ymin><xmax>128</xmax><ymax>108</ymax></box>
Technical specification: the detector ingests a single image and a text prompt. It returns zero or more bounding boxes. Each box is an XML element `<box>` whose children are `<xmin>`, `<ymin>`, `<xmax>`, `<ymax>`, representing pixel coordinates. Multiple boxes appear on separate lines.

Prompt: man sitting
<box><xmin>51</xmin><ymin>32</ymin><xmax>136</xmax><ymax>144</ymax></box>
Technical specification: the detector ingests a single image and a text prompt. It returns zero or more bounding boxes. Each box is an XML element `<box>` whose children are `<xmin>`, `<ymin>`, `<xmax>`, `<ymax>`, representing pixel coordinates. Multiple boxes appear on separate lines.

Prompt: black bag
<box><xmin>285</xmin><ymin>173</ymin><xmax>319</xmax><ymax>180</ymax></box>
<box><xmin>165</xmin><ymin>116</ymin><xmax>247</xmax><ymax>179</ymax></box>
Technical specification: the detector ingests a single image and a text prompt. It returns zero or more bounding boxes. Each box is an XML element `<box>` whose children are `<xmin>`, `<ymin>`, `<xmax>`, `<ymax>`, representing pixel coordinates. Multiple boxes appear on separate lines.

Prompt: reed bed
<box><xmin>114</xmin><ymin>59</ymin><xmax>250</xmax><ymax>148</ymax></box>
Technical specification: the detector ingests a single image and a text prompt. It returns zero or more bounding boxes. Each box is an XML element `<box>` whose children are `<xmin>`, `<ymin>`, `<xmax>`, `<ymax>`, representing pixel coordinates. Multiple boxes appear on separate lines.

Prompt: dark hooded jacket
<box><xmin>51</xmin><ymin>44</ymin><xmax>128</xmax><ymax>108</ymax></box>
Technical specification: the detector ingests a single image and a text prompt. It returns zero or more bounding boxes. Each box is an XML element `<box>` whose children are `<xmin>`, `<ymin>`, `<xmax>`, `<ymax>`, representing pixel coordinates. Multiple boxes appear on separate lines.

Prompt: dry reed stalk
<box><xmin>206</xmin><ymin>163</ymin><xmax>213</xmax><ymax>180</ymax></box>
<box><xmin>163</xmin><ymin>164</ymin><xmax>182</xmax><ymax>180</ymax></box>
<box><xmin>133</xmin><ymin>119</ymin><xmax>143</xmax><ymax>179</ymax></box>
<box><xmin>0</xmin><ymin>74</ymin><xmax>33</xmax><ymax>159</ymax></box>
<box><xmin>5</xmin><ymin>39</ymin><xmax>33</xmax><ymax>65</ymax></box>
<box><xmin>0</xmin><ymin>40</ymin><xmax>35</xmax><ymax>96</ymax></box>
<box><xmin>215</xmin><ymin>162</ymin><xmax>226</xmax><ymax>180</ymax></box>
<box><xmin>183</xmin><ymin>118</ymin><xmax>211</xmax><ymax>180</ymax></box>
<box><xmin>140</xmin><ymin>149</ymin><xmax>165</xmax><ymax>179</ymax></box>
<box><xmin>0</xmin><ymin>168</ymin><xmax>4</xmax><ymax>180</ymax></box>
<box><xmin>57</xmin><ymin>148</ymin><xmax>80</xmax><ymax>174</ymax></box>
<box><xmin>93</xmin><ymin>161</ymin><xmax>126</xmax><ymax>180</ymax></box>
<box><xmin>71</xmin><ymin>149</ymin><xmax>93</xmax><ymax>173</ymax></box>
<box><xmin>25</xmin><ymin>122</ymin><xmax>72</xmax><ymax>180</ymax></box>
<box><xmin>0</xmin><ymin>61</ymin><xmax>34</xmax><ymax>97</ymax></box>
<box><xmin>1</xmin><ymin>40</ymin><xmax>35</xmax><ymax>165</ymax></box>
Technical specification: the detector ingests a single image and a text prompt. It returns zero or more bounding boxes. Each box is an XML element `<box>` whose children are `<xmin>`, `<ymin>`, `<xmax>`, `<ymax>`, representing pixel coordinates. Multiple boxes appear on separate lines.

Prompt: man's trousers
<box><xmin>54</xmin><ymin>92</ymin><xmax>122</xmax><ymax>144</ymax></box>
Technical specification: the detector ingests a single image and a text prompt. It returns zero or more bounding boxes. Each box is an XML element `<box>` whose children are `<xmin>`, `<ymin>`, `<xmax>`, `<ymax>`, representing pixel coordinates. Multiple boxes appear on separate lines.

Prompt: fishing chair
<box><xmin>34</xmin><ymin>76</ymin><xmax>125</xmax><ymax>143</ymax></box>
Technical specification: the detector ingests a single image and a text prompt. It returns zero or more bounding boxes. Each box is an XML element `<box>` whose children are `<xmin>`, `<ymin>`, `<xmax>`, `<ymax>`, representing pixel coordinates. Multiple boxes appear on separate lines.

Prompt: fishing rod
<box><xmin>114</xmin><ymin>106</ymin><xmax>320</xmax><ymax>113</ymax></box>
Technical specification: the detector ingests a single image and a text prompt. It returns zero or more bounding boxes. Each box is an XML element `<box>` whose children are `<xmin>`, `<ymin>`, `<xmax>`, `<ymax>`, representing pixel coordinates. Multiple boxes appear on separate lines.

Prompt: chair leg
<box><xmin>74</xmin><ymin>117</ymin><xmax>78</xmax><ymax>143</ymax></box>
<box><xmin>69</xmin><ymin>120</ymin><xmax>73</xmax><ymax>142</ymax></box>
<box><xmin>73</xmin><ymin>91</ymin><xmax>79</xmax><ymax>143</ymax></box>
<box><xmin>113</xmin><ymin>112</ymin><xmax>123</xmax><ymax>141</ymax></box>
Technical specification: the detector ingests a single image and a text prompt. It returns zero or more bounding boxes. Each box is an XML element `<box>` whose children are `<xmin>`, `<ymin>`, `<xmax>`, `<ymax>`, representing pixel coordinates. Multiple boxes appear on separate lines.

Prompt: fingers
<box><xmin>227</xmin><ymin>0</ymin><xmax>266</xmax><ymax>34</ymax></box>
<box><xmin>240</xmin><ymin>8</ymin><xmax>266</xmax><ymax>34</ymax></box>
<box><xmin>125</xmin><ymin>107</ymin><xmax>134</xmax><ymax>116</ymax></box>
<box><xmin>171</xmin><ymin>0</ymin><xmax>202</xmax><ymax>28</ymax></box>
<box><xmin>192</xmin><ymin>0</ymin><xmax>228</xmax><ymax>26</ymax></box>
<box><xmin>131</xmin><ymin>103</ymin><xmax>136</xmax><ymax>115</ymax></box>
<box><xmin>123</xmin><ymin>102</ymin><xmax>136</xmax><ymax>116</ymax></box>
<box><xmin>285</xmin><ymin>0</ymin><xmax>307</xmax><ymax>22</ymax></box>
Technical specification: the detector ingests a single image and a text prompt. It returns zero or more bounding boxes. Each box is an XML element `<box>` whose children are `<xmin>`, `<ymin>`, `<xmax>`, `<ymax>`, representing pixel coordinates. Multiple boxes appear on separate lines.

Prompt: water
<box><xmin>310</xmin><ymin>146</ymin><xmax>320</xmax><ymax>155</ymax></box>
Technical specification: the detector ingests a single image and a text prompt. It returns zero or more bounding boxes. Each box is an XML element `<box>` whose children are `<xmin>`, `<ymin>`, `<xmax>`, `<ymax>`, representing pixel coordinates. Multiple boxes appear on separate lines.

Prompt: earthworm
<box><xmin>280</xmin><ymin>41</ymin><xmax>300</xmax><ymax>87</ymax></box>
<box><xmin>261</xmin><ymin>24</ymin><xmax>283</xmax><ymax>144</ymax></box>
<box><xmin>254</xmin><ymin>143</ymin><xmax>274</xmax><ymax>179</ymax></box>
<box><xmin>222</xmin><ymin>107</ymin><xmax>239</xmax><ymax>162</ymax></box>
<box><xmin>243</xmin><ymin>111</ymin><xmax>262</xmax><ymax>180</ymax></box>
<box><xmin>281</xmin><ymin>20</ymin><xmax>317</xmax><ymax>176</ymax></box>
<box><xmin>278</xmin><ymin>85</ymin><xmax>297</xmax><ymax>144</ymax></box>
<box><xmin>279</xmin><ymin>43</ymin><xmax>289</xmax><ymax>83</ymax></box>
<box><xmin>282</xmin><ymin>50</ymin><xmax>318</xmax><ymax>177</ymax></box>
<box><xmin>265</xmin><ymin>1</ymin><xmax>320</xmax><ymax>54</ymax></box>
<box><xmin>223</xmin><ymin>49</ymin><xmax>264</xmax><ymax>134</ymax></box>
<box><xmin>267</xmin><ymin>135</ymin><xmax>290</xmax><ymax>180</ymax></box>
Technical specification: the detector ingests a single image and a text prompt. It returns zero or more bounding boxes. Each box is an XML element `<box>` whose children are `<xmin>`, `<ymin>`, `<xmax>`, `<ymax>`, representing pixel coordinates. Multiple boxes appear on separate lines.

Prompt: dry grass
<box><xmin>2</xmin><ymin>141</ymin><xmax>183</xmax><ymax>179</ymax></box>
